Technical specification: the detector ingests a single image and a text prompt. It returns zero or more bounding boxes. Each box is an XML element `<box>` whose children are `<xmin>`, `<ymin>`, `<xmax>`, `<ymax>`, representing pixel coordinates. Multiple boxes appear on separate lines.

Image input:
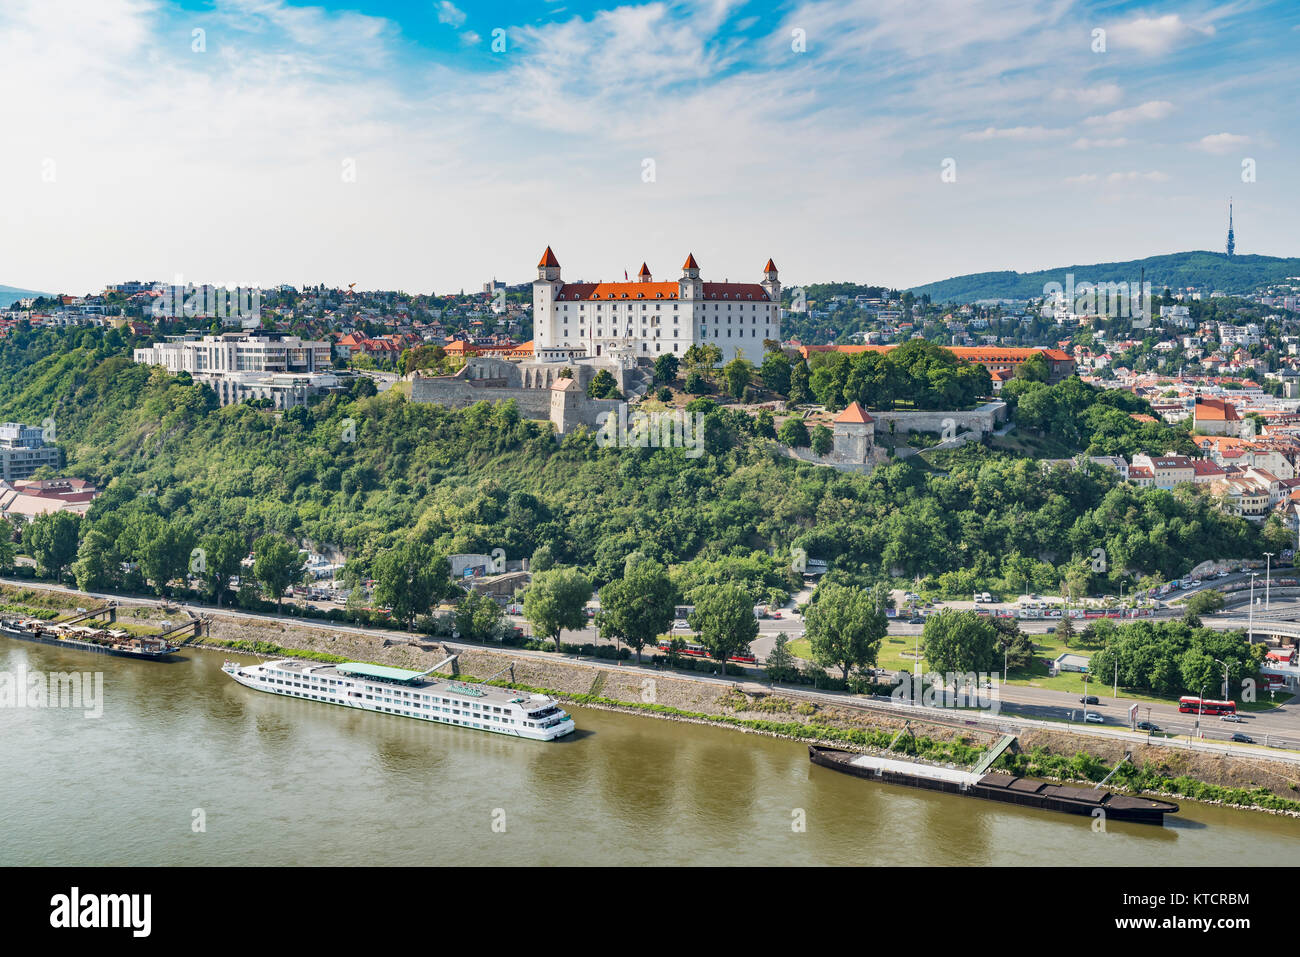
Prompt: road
<box><xmin>5</xmin><ymin>575</ymin><xmax>1299</xmax><ymax>753</ymax></box>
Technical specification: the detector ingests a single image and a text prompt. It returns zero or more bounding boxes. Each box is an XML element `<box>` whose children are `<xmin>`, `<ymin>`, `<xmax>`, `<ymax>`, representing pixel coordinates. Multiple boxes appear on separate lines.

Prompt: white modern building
<box><xmin>133</xmin><ymin>331</ymin><xmax>337</xmax><ymax>408</ymax></box>
<box><xmin>133</xmin><ymin>330</ymin><xmax>332</xmax><ymax>375</ymax></box>
<box><xmin>532</xmin><ymin>248</ymin><xmax>780</xmax><ymax>364</ymax></box>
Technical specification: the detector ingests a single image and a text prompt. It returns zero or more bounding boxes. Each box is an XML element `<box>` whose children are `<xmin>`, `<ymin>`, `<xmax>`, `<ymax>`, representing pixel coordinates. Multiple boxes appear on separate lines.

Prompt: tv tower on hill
<box><xmin>1226</xmin><ymin>198</ymin><xmax>1236</xmax><ymax>258</ymax></box>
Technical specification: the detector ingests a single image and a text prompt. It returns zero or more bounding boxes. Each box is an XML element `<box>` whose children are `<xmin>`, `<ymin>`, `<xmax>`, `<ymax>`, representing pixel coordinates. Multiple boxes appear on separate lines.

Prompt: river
<box><xmin>1</xmin><ymin>637</ymin><xmax>1296</xmax><ymax>866</ymax></box>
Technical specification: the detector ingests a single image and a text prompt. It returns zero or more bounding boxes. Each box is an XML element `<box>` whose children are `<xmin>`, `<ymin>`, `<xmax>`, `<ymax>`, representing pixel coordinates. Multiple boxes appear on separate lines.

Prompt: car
<box><xmin>1190</xmin><ymin>579</ymin><xmax>1202</xmax><ymax>587</ymax></box>
<box><xmin>1217</xmin><ymin>570</ymin><xmax>1230</xmax><ymax>578</ymax></box>
<box><xmin>1046</xmin><ymin>626</ymin><xmax>1056</xmax><ymax>633</ymax></box>
<box><xmin>1136</xmin><ymin>721</ymin><xmax>1160</xmax><ymax>732</ymax></box>
<box><xmin>1083</xmin><ymin>712</ymin><xmax>1104</xmax><ymax>724</ymax></box>
<box><xmin>908</xmin><ymin>616</ymin><xmax>925</xmax><ymax>625</ymax></box>
<box><xmin>1231</xmin><ymin>733</ymin><xmax>1255</xmax><ymax>744</ymax></box>
<box><xmin>770</xmin><ymin>612</ymin><xmax>782</xmax><ymax>619</ymax></box>
<box><xmin>1219</xmin><ymin>713</ymin><xmax>1244</xmax><ymax>723</ymax></box>
<box><xmin>1080</xmin><ymin>695</ymin><xmax>1100</xmax><ymax>705</ymax></box>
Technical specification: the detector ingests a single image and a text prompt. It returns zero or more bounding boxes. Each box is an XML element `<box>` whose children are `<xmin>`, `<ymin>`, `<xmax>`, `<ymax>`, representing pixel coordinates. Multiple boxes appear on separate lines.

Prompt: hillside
<box><xmin>0</xmin><ymin>284</ymin><xmax>48</xmax><ymax>308</ymax></box>
<box><xmin>908</xmin><ymin>251</ymin><xmax>1300</xmax><ymax>303</ymax></box>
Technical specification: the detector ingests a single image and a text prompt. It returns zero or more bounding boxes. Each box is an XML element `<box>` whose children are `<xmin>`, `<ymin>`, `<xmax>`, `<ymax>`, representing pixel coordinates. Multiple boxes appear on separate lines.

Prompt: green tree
<box><xmin>72</xmin><ymin>528</ymin><xmax>118</xmax><ymax>592</ymax></box>
<box><xmin>1183</xmin><ymin>589</ymin><xmax>1225</xmax><ymax>625</ymax></box>
<box><xmin>25</xmin><ymin>511</ymin><xmax>81</xmax><ymax>582</ymax></box>
<box><xmin>921</xmin><ymin>609</ymin><xmax>999</xmax><ymax>675</ymax></box>
<box><xmin>723</xmin><ymin>358</ymin><xmax>753</xmax><ymax>399</ymax></box>
<box><xmin>778</xmin><ymin>416</ymin><xmax>810</xmax><ymax>447</ymax></box>
<box><xmin>595</xmin><ymin>558</ymin><xmax>678</xmax><ymax>662</ymax></box>
<box><xmin>587</xmin><ymin>369</ymin><xmax>622</xmax><ymax>400</ymax></box>
<box><xmin>455</xmin><ymin>588</ymin><xmax>504</xmax><ymax>641</ymax></box>
<box><xmin>760</xmin><ymin>350</ymin><xmax>792</xmax><ymax>396</ymax></box>
<box><xmin>198</xmin><ymin>530</ymin><xmax>245</xmax><ymax>607</ymax></box>
<box><xmin>653</xmin><ymin>353</ymin><xmax>679</xmax><ymax>384</ymax></box>
<box><xmin>765</xmin><ymin>634</ymin><xmax>798</xmax><ymax>682</ymax></box>
<box><xmin>523</xmin><ymin>566</ymin><xmax>593</xmax><ymax>651</ymax></box>
<box><xmin>811</xmin><ymin>424</ymin><xmax>834</xmax><ymax>456</ymax></box>
<box><xmin>788</xmin><ymin>360</ymin><xmax>812</xmax><ymax>404</ymax></box>
<box><xmin>804</xmin><ymin>583</ymin><xmax>888</xmax><ymax>680</ymax></box>
<box><xmin>689</xmin><ymin>583</ymin><xmax>758</xmax><ymax>673</ymax></box>
<box><xmin>253</xmin><ymin>534</ymin><xmax>306</xmax><ymax>611</ymax></box>
<box><xmin>373</xmin><ymin>541</ymin><xmax>452</xmax><ymax>629</ymax></box>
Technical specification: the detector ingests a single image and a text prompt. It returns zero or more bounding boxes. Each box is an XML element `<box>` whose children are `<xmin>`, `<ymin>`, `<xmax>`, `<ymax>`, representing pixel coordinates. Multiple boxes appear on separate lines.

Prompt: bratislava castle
<box><xmin>532</xmin><ymin>247</ymin><xmax>781</xmax><ymax>364</ymax></box>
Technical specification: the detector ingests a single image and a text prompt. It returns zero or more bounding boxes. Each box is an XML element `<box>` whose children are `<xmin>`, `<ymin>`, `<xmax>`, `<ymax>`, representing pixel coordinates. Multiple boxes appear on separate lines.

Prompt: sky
<box><xmin>1</xmin><ymin>0</ymin><xmax>1297</xmax><ymax>295</ymax></box>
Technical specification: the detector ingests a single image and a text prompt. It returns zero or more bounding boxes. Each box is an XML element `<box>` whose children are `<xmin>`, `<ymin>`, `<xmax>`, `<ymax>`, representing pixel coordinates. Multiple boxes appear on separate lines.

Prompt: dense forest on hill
<box><xmin>908</xmin><ymin>251</ymin><xmax>1300</xmax><ymax>303</ymax></box>
<box><xmin>0</xmin><ymin>326</ymin><xmax>1288</xmax><ymax>603</ymax></box>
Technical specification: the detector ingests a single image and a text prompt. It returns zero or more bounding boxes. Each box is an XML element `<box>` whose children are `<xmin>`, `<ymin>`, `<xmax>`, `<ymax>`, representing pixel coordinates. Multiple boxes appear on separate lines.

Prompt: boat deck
<box><xmin>847</xmin><ymin>752</ymin><xmax>977</xmax><ymax>786</ymax></box>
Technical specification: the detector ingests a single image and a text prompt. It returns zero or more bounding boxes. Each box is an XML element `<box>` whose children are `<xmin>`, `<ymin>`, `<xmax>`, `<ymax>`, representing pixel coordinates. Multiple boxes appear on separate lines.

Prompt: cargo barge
<box><xmin>0</xmin><ymin>617</ymin><xmax>179</xmax><ymax>661</ymax></box>
<box><xmin>809</xmin><ymin>745</ymin><xmax>1178</xmax><ymax>825</ymax></box>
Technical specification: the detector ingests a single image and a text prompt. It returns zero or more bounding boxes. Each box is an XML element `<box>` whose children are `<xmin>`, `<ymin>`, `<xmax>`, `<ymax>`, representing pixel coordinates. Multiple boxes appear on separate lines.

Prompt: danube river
<box><xmin>2</xmin><ymin>637</ymin><xmax>1296</xmax><ymax>866</ymax></box>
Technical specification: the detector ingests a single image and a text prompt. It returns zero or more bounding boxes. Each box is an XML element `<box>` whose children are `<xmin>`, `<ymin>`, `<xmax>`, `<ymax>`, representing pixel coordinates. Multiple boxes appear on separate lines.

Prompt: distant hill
<box><xmin>0</xmin><ymin>284</ymin><xmax>49</xmax><ymax>308</ymax></box>
<box><xmin>907</xmin><ymin>251</ymin><xmax>1300</xmax><ymax>303</ymax></box>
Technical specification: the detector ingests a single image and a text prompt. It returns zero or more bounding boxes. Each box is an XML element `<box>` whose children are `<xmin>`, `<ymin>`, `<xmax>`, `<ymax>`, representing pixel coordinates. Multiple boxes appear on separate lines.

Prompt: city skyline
<box><xmin>2</xmin><ymin>0</ymin><xmax>1297</xmax><ymax>295</ymax></box>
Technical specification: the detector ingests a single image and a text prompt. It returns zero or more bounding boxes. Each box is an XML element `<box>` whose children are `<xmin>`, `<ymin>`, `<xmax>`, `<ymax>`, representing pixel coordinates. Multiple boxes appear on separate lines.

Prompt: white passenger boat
<box><xmin>222</xmin><ymin>658</ymin><xmax>575</xmax><ymax>740</ymax></box>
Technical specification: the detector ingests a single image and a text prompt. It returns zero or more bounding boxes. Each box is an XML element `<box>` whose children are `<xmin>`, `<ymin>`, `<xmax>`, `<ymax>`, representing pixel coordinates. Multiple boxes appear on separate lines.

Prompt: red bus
<box><xmin>1178</xmin><ymin>696</ymin><xmax>1236</xmax><ymax>715</ymax></box>
<box><xmin>657</xmin><ymin>640</ymin><xmax>756</xmax><ymax>664</ymax></box>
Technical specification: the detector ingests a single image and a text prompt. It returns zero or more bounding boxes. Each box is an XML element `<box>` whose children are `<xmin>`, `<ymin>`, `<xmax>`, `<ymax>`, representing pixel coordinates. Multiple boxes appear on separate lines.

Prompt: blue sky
<box><xmin>2</xmin><ymin>0</ymin><xmax>1297</xmax><ymax>294</ymax></box>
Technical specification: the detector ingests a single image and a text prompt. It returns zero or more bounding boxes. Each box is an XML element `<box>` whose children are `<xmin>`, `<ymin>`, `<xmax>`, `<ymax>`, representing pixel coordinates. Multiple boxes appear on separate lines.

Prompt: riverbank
<box><xmin>191</xmin><ymin>610</ymin><xmax>1300</xmax><ymax>814</ymax></box>
<box><xmin>6</xmin><ymin>580</ymin><xmax>1297</xmax><ymax>814</ymax></box>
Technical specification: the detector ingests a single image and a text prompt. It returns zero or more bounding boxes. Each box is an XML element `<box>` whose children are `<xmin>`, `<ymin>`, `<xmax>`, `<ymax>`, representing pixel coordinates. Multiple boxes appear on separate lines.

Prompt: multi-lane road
<box><xmin>5</xmin><ymin>574</ymin><xmax>1299</xmax><ymax>752</ymax></box>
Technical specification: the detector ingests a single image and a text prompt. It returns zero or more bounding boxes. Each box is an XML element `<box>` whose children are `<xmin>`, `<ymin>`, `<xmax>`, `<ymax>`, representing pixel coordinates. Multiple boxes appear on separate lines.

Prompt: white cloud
<box><xmin>1072</xmin><ymin>137</ymin><xmax>1128</xmax><ymax>149</ymax></box>
<box><xmin>1108</xmin><ymin>14</ymin><xmax>1215</xmax><ymax>55</ymax></box>
<box><xmin>1064</xmin><ymin>173</ymin><xmax>1099</xmax><ymax>184</ymax></box>
<box><xmin>1106</xmin><ymin>170</ymin><xmax>1169</xmax><ymax>183</ymax></box>
<box><xmin>460</xmin><ymin>31</ymin><xmax>481</xmax><ymax>46</ymax></box>
<box><xmin>1052</xmin><ymin>83</ymin><xmax>1122</xmax><ymax>108</ymax></box>
<box><xmin>1084</xmin><ymin>100</ymin><xmax>1174</xmax><ymax>128</ymax></box>
<box><xmin>961</xmin><ymin>125</ymin><xmax>1064</xmax><ymax>141</ymax></box>
<box><xmin>1195</xmin><ymin>132</ymin><xmax>1250</xmax><ymax>154</ymax></box>
<box><xmin>436</xmin><ymin>2</ymin><xmax>467</xmax><ymax>28</ymax></box>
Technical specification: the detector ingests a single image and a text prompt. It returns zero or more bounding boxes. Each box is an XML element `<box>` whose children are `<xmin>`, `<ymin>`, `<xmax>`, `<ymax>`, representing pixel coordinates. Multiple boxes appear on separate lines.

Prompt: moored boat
<box><xmin>809</xmin><ymin>745</ymin><xmax>1178</xmax><ymax>824</ymax></box>
<box><xmin>0</xmin><ymin>617</ymin><xmax>179</xmax><ymax>661</ymax></box>
<box><xmin>223</xmin><ymin>657</ymin><xmax>576</xmax><ymax>741</ymax></box>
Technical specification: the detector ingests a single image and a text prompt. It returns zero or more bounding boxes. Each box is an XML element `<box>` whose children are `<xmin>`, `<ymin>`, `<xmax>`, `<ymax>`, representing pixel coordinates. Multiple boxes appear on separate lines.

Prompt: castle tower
<box><xmin>761</xmin><ymin>257</ymin><xmax>780</xmax><ymax>304</ymax></box>
<box><xmin>638</xmin><ymin>262</ymin><xmax>652</xmax><ymax>283</ymax></box>
<box><xmin>533</xmin><ymin>246</ymin><xmax>563</xmax><ymax>349</ymax></box>
<box><xmin>679</xmin><ymin>252</ymin><xmax>702</xmax><ymax>302</ymax></box>
<box><xmin>831</xmin><ymin>401</ymin><xmax>874</xmax><ymax>463</ymax></box>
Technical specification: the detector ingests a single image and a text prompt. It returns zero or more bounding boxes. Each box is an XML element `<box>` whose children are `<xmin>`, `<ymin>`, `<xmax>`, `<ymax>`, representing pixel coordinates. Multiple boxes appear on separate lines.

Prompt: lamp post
<box><xmin>1213</xmin><ymin>657</ymin><xmax>1231</xmax><ymax>704</ymax></box>
<box><xmin>1264</xmin><ymin>552</ymin><xmax>1273</xmax><ymax>610</ymax></box>
<box><xmin>1248</xmin><ymin>572</ymin><xmax>1257</xmax><ymax>645</ymax></box>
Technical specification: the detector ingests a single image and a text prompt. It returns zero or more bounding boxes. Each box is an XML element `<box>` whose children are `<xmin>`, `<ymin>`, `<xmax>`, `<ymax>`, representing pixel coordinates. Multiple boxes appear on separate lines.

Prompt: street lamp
<box><xmin>1212</xmin><ymin>657</ymin><xmax>1231</xmax><ymax>704</ymax></box>
<box><xmin>1248</xmin><ymin>572</ymin><xmax>1257</xmax><ymax>645</ymax></box>
<box><xmin>1263</xmin><ymin>552</ymin><xmax>1274</xmax><ymax>611</ymax></box>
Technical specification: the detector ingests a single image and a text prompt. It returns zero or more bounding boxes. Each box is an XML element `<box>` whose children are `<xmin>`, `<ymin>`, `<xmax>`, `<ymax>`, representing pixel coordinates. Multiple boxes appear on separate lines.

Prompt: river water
<box><xmin>1</xmin><ymin>637</ymin><xmax>1296</xmax><ymax>866</ymax></box>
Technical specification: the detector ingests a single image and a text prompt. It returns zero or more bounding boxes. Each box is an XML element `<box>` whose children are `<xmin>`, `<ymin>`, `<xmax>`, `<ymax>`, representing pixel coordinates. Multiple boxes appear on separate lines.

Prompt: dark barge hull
<box><xmin>0</xmin><ymin>626</ymin><xmax>178</xmax><ymax>662</ymax></box>
<box><xmin>810</xmin><ymin>746</ymin><xmax>1177</xmax><ymax>825</ymax></box>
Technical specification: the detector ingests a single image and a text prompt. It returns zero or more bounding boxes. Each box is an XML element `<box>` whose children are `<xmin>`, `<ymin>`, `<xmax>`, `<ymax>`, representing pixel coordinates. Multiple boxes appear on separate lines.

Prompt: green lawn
<box><xmin>791</xmin><ymin>632</ymin><xmax>1289</xmax><ymax>713</ymax></box>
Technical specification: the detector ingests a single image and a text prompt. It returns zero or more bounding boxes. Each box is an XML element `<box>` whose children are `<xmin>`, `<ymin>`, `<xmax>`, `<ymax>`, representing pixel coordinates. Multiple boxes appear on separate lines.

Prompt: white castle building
<box><xmin>532</xmin><ymin>248</ymin><xmax>781</xmax><ymax>364</ymax></box>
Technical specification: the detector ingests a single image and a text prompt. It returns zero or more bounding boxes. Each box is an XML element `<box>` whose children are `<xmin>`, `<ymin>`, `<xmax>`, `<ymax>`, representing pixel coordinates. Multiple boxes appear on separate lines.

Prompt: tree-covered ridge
<box><xmin>908</xmin><ymin>251</ymin><xmax>1300</xmax><ymax>303</ymax></box>
<box><xmin>0</xmin><ymin>326</ymin><xmax>1281</xmax><ymax>601</ymax></box>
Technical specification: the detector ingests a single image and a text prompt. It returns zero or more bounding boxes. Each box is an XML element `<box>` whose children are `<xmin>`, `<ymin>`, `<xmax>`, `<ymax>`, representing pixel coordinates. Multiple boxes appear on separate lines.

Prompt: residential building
<box><xmin>0</xmin><ymin>422</ymin><xmax>61</xmax><ymax>482</ymax></box>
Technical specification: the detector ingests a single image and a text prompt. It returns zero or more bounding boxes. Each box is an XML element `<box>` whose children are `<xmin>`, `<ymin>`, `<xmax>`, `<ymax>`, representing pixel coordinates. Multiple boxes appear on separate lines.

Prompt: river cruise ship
<box><xmin>222</xmin><ymin>658</ymin><xmax>576</xmax><ymax>741</ymax></box>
